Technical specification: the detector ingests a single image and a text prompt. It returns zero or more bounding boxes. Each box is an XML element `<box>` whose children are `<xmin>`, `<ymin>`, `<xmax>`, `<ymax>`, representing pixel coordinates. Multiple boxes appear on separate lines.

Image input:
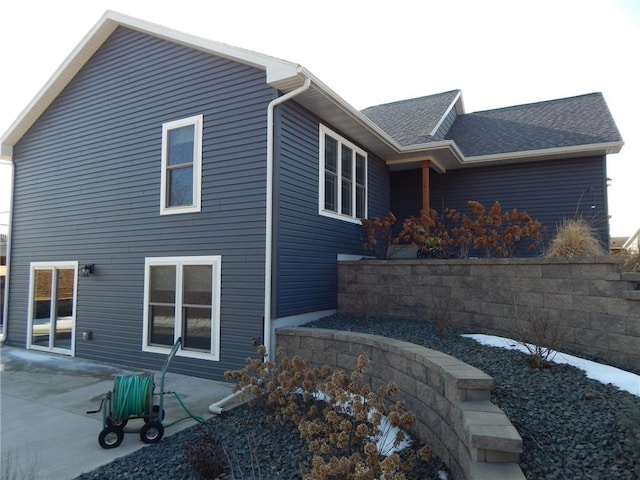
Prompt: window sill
<box><xmin>143</xmin><ymin>345</ymin><xmax>219</xmax><ymax>361</ymax></box>
<box><xmin>319</xmin><ymin>209</ymin><xmax>363</xmax><ymax>225</ymax></box>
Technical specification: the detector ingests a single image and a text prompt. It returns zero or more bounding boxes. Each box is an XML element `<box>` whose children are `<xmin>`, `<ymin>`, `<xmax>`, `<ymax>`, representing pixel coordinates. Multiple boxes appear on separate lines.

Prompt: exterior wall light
<box><xmin>80</xmin><ymin>264</ymin><xmax>95</xmax><ymax>277</ymax></box>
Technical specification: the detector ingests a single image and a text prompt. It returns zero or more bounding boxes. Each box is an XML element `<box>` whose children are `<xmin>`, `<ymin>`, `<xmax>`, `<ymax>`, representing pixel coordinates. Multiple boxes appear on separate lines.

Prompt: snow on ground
<box><xmin>462</xmin><ymin>334</ymin><xmax>640</xmax><ymax>397</ymax></box>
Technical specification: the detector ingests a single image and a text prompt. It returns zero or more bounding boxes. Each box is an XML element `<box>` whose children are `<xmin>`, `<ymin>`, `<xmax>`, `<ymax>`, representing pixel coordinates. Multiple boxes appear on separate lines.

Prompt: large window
<box><xmin>160</xmin><ymin>115</ymin><xmax>203</xmax><ymax>215</ymax></box>
<box><xmin>319</xmin><ymin>125</ymin><xmax>367</xmax><ymax>222</ymax></box>
<box><xmin>143</xmin><ymin>256</ymin><xmax>221</xmax><ymax>360</ymax></box>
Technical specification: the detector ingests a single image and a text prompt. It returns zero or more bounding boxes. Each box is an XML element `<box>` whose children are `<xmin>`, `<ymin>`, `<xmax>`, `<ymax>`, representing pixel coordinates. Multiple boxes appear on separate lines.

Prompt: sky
<box><xmin>0</xmin><ymin>0</ymin><xmax>638</xmax><ymax>237</ymax></box>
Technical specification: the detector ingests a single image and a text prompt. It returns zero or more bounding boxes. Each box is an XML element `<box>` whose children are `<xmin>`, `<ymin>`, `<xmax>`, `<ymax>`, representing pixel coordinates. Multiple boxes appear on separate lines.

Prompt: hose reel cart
<box><xmin>87</xmin><ymin>337</ymin><xmax>203</xmax><ymax>449</ymax></box>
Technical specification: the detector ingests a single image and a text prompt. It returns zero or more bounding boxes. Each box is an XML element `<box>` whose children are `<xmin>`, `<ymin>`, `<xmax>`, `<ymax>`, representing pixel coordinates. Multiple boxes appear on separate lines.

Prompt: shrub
<box><xmin>544</xmin><ymin>218</ymin><xmax>605</xmax><ymax>258</ymax></box>
<box><xmin>619</xmin><ymin>401</ymin><xmax>640</xmax><ymax>457</ymax></box>
<box><xmin>622</xmin><ymin>249</ymin><xmax>640</xmax><ymax>272</ymax></box>
<box><xmin>185</xmin><ymin>434</ymin><xmax>228</xmax><ymax>479</ymax></box>
<box><xmin>461</xmin><ymin>201</ymin><xmax>543</xmax><ymax>257</ymax></box>
<box><xmin>513</xmin><ymin>294</ymin><xmax>568</xmax><ymax>369</ymax></box>
<box><xmin>404</xmin><ymin>209</ymin><xmax>457</xmax><ymax>259</ymax></box>
<box><xmin>362</xmin><ymin>202</ymin><xmax>543</xmax><ymax>259</ymax></box>
<box><xmin>225</xmin><ymin>346</ymin><xmax>433</xmax><ymax>480</ymax></box>
<box><xmin>361</xmin><ymin>212</ymin><xmax>404</xmax><ymax>259</ymax></box>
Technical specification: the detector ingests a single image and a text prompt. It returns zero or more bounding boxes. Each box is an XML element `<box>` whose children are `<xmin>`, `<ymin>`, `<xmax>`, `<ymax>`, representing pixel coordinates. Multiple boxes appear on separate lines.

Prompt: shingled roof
<box><xmin>361</xmin><ymin>90</ymin><xmax>460</xmax><ymax>146</ymax></box>
<box><xmin>445</xmin><ymin>93</ymin><xmax>623</xmax><ymax>157</ymax></box>
<box><xmin>1</xmin><ymin>11</ymin><xmax>624</xmax><ymax>172</ymax></box>
<box><xmin>361</xmin><ymin>91</ymin><xmax>623</xmax><ymax>161</ymax></box>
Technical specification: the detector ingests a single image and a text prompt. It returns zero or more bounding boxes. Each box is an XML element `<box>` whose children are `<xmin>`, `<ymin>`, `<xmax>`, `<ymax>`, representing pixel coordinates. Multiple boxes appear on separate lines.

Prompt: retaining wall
<box><xmin>337</xmin><ymin>257</ymin><xmax>640</xmax><ymax>373</ymax></box>
<box><xmin>276</xmin><ymin>327</ymin><xmax>525</xmax><ymax>480</ymax></box>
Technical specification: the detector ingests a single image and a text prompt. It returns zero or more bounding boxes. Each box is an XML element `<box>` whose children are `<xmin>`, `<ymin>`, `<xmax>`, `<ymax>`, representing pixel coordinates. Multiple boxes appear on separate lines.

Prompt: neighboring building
<box><xmin>0</xmin><ymin>12</ymin><xmax>623</xmax><ymax>379</ymax></box>
<box><xmin>623</xmin><ymin>229</ymin><xmax>640</xmax><ymax>253</ymax></box>
<box><xmin>611</xmin><ymin>236</ymin><xmax>630</xmax><ymax>255</ymax></box>
<box><xmin>611</xmin><ymin>229</ymin><xmax>640</xmax><ymax>255</ymax></box>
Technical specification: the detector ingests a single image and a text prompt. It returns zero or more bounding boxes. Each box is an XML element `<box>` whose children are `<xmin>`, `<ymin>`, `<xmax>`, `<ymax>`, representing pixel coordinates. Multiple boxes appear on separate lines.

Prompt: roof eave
<box><xmin>0</xmin><ymin>11</ymin><xmax>302</xmax><ymax>160</ymax></box>
<box><xmin>459</xmin><ymin>141</ymin><xmax>624</xmax><ymax>167</ymax></box>
<box><xmin>384</xmin><ymin>140</ymin><xmax>464</xmax><ymax>173</ymax></box>
<box><xmin>288</xmin><ymin>67</ymin><xmax>405</xmax><ymax>153</ymax></box>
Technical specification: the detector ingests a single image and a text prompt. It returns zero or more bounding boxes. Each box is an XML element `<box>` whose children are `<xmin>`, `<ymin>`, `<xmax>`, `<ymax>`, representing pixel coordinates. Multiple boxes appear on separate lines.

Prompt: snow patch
<box><xmin>462</xmin><ymin>333</ymin><xmax>640</xmax><ymax>397</ymax></box>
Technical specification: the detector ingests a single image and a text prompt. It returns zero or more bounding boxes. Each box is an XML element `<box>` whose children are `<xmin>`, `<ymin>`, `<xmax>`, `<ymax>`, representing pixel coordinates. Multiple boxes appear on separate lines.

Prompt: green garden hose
<box><xmin>111</xmin><ymin>374</ymin><xmax>207</xmax><ymax>426</ymax></box>
<box><xmin>112</xmin><ymin>375</ymin><xmax>153</xmax><ymax>420</ymax></box>
<box><xmin>166</xmin><ymin>392</ymin><xmax>207</xmax><ymax>426</ymax></box>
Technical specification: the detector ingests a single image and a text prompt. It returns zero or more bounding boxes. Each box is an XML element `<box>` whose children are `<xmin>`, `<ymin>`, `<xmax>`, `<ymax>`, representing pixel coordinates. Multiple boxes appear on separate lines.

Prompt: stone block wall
<box><xmin>276</xmin><ymin>327</ymin><xmax>526</xmax><ymax>480</ymax></box>
<box><xmin>337</xmin><ymin>257</ymin><xmax>640</xmax><ymax>374</ymax></box>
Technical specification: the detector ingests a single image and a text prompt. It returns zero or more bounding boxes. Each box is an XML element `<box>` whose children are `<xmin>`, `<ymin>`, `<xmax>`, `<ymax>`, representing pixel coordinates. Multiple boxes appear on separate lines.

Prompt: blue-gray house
<box><xmin>0</xmin><ymin>12</ymin><xmax>623</xmax><ymax>379</ymax></box>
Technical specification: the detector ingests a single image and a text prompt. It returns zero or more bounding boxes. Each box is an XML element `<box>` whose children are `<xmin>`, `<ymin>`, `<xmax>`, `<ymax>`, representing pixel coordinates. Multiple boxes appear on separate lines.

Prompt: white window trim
<box><xmin>26</xmin><ymin>261</ymin><xmax>78</xmax><ymax>356</ymax></box>
<box><xmin>318</xmin><ymin>124</ymin><xmax>368</xmax><ymax>224</ymax></box>
<box><xmin>160</xmin><ymin>114</ymin><xmax>203</xmax><ymax>215</ymax></box>
<box><xmin>142</xmin><ymin>256</ymin><xmax>221</xmax><ymax>361</ymax></box>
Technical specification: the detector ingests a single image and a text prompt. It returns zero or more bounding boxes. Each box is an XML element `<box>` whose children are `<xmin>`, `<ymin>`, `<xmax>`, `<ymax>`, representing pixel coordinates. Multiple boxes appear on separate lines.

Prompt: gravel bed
<box><xmin>75</xmin><ymin>314</ymin><xmax>639</xmax><ymax>480</ymax></box>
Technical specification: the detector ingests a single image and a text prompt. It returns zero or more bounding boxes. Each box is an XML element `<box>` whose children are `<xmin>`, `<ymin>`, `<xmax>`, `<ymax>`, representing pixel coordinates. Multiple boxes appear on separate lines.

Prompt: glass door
<box><xmin>29</xmin><ymin>262</ymin><xmax>77</xmax><ymax>355</ymax></box>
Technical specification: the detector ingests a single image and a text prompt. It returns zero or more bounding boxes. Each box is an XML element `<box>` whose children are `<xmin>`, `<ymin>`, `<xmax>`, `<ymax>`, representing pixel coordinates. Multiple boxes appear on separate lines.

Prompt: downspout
<box><xmin>0</xmin><ymin>159</ymin><xmax>14</xmax><ymax>344</ymax></box>
<box><xmin>210</xmin><ymin>77</ymin><xmax>311</xmax><ymax>416</ymax></box>
<box><xmin>263</xmin><ymin>76</ymin><xmax>311</xmax><ymax>359</ymax></box>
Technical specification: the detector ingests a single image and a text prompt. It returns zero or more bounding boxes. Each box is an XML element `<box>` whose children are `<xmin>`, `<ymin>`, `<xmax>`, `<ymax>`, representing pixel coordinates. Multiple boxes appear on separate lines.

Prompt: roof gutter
<box><xmin>263</xmin><ymin>75</ymin><xmax>311</xmax><ymax>360</ymax></box>
<box><xmin>461</xmin><ymin>140</ymin><xmax>625</xmax><ymax>165</ymax></box>
<box><xmin>0</xmin><ymin>160</ymin><xmax>14</xmax><ymax>344</ymax></box>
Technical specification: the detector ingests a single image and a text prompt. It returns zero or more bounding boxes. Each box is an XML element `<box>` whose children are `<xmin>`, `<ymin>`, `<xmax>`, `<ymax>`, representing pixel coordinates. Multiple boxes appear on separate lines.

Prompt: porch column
<box><xmin>421</xmin><ymin>160</ymin><xmax>430</xmax><ymax>213</ymax></box>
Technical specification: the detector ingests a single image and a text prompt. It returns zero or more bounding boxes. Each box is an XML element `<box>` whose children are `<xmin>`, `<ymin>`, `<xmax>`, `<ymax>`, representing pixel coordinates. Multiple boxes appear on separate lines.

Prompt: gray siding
<box><xmin>273</xmin><ymin>102</ymin><xmax>389</xmax><ymax>318</ymax></box>
<box><xmin>390</xmin><ymin>156</ymin><xmax>609</xmax><ymax>254</ymax></box>
<box><xmin>7</xmin><ymin>27</ymin><xmax>276</xmax><ymax>379</ymax></box>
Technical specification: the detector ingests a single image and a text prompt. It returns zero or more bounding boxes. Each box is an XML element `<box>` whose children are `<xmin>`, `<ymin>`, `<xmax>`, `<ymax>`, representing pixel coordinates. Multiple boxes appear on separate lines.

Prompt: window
<box><xmin>143</xmin><ymin>256</ymin><xmax>221</xmax><ymax>360</ymax></box>
<box><xmin>319</xmin><ymin>125</ymin><xmax>367</xmax><ymax>222</ymax></box>
<box><xmin>160</xmin><ymin>115</ymin><xmax>203</xmax><ymax>215</ymax></box>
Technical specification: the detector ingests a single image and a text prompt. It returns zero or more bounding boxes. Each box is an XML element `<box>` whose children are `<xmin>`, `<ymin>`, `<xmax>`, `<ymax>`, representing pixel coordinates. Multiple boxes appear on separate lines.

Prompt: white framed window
<box><xmin>142</xmin><ymin>256</ymin><xmax>221</xmax><ymax>361</ymax></box>
<box><xmin>160</xmin><ymin>114</ymin><xmax>203</xmax><ymax>215</ymax></box>
<box><xmin>319</xmin><ymin>125</ymin><xmax>367</xmax><ymax>223</ymax></box>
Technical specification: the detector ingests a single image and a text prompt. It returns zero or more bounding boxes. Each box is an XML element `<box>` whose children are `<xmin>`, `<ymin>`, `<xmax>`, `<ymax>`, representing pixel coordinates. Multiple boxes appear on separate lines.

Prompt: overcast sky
<box><xmin>1</xmin><ymin>0</ymin><xmax>638</xmax><ymax>236</ymax></box>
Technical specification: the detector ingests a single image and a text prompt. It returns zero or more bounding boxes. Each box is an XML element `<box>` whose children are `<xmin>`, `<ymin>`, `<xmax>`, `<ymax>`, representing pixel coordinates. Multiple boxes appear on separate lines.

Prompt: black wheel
<box><xmin>144</xmin><ymin>405</ymin><xmax>165</xmax><ymax>423</ymax></box>
<box><xmin>98</xmin><ymin>426</ymin><xmax>124</xmax><ymax>449</ymax></box>
<box><xmin>140</xmin><ymin>421</ymin><xmax>164</xmax><ymax>444</ymax></box>
<box><xmin>106</xmin><ymin>417</ymin><xmax>128</xmax><ymax>429</ymax></box>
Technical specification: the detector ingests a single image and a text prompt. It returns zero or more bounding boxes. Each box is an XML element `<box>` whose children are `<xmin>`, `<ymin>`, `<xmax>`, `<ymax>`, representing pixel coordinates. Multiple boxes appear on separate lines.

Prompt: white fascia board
<box><xmin>0</xmin><ymin>10</ymin><xmax>302</xmax><ymax>156</ymax></box>
<box><xmin>461</xmin><ymin>141</ymin><xmax>625</xmax><ymax>166</ymax></box>
<box><xmin>0</xmin><ymin>13</ymin><xmax>120</xmax><ymax>156</ymax></box>
<box><xmin>298</xmin><ymin>67</ymin><xmax>403</xmax><ymax>152</ymax></box>
<box><xmin>0</xmin><ymin>144</ymin><xmax>13</xmax><ymax>161</ymax></box>
<box><xmin>429</xmin><ymin>90</ymin><xmax>463</xmax><ymax>136</ymax></box>
<box><xmin>107</xmin><ymin>11</ymin><xmax>300</xmax><ymax>74</ymax></box>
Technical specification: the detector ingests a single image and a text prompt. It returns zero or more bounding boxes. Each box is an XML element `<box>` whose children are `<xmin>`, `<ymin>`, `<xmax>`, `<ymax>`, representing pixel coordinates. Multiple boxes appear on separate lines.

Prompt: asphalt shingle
<box><xmin>445</xmin><ymin>93</ymin><xmax>622</xmax><ymax>157</ymax></box>
<box><xmin>361</xmin><ymin>90</ymin><xmax>460</xmax><ymax>146</ymax></box>
<box><xmin>361</xmin><ymin>91</ymin><xmax>622</xmax><ymax>157</ymax></box>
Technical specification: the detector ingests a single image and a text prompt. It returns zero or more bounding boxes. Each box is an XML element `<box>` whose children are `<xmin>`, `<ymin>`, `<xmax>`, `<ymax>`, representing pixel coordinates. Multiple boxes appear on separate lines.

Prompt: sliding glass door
<box><xmin>28</xmin><ymin>262</ymin><xmax>77</xmax><ymax>355</ymax></box>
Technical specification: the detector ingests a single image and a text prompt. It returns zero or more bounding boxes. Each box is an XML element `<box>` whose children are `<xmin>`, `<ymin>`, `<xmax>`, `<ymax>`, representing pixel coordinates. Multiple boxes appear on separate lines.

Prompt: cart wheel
<box><xmin>106</xmin><ymin>417</ymin><xmax>128</xmax><ymax>429</ymax></box>
<box><xmin>98</xmin><ymin>426</ymin><xmax>124</xmax><ymax>449</ymax></box>
<box><xmin>144</xmin><ymin>405</ymin><xmax>165</xmax><ymax>423</ymax></box>
<box><xmin>140</xmin><ymin>421</ymin><xmax>164</xmax><ymax>444</ymax></box>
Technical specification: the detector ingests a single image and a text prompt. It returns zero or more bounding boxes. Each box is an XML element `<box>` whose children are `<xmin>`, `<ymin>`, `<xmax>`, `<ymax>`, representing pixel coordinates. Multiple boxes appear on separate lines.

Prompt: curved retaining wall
<box><xmin>276</xmin><ymin>327</ymin><xmax>525</xmax><ymax>480</ymax></box>
<box><xmin>337</xmin><ymin>257</ymin><xmax>640</xmax><ymax>374</ymax></box>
